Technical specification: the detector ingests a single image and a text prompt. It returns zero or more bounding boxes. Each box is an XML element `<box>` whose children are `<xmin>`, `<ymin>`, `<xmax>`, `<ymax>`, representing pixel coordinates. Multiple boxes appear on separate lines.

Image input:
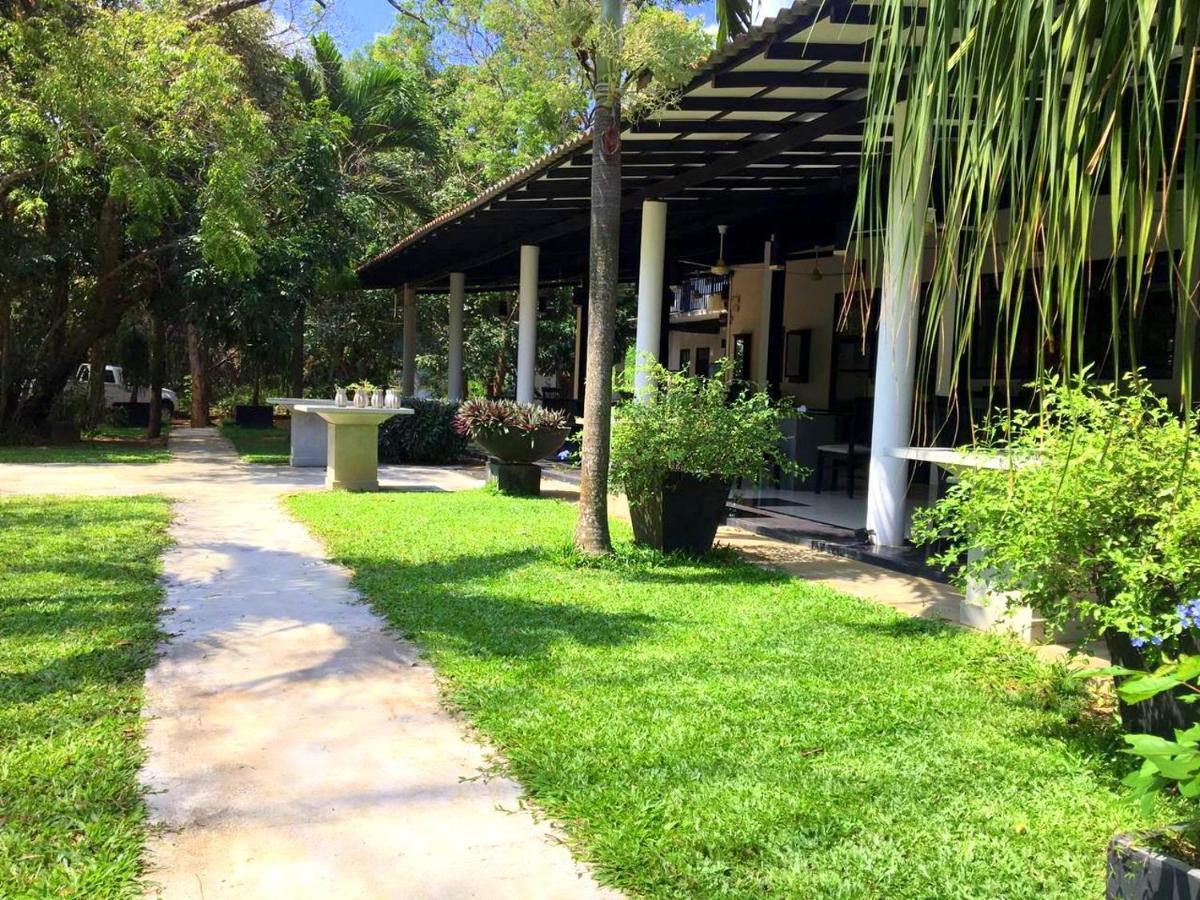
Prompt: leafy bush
<box><xmin>610</xmin><ymin>360</ymin><xmax>802</xmax><ymax>504</ymax></box>
<box><xmin>912</xmin><ymin>373</ymin><xmax>1200</xmax><ymax>645</ymax></box>
<box><xmin>378</xmin><ymin>398</ymin><xmax>469</xmax><ymax>464</ymax></box>
<box><xmin>454</xmin><ymin>398</ymin><xmax>570</xmax><ymax>437</ymax></box>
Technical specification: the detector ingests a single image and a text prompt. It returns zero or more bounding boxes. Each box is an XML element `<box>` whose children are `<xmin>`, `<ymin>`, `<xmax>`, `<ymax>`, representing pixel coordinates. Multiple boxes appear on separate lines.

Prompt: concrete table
<box><xmin>267</xmin><ymin>397</ymin><xmax>336</xmax><ymax>467</ymax></box>
<box><xmin>295</xmin><ymin>405</ymin><xmax>412</xmax><ymax>492</ymax></box>
<box><xmin>892</xmin><ymin>445</ymin><xmax>1039</xmax><ymax>640</ymax></box>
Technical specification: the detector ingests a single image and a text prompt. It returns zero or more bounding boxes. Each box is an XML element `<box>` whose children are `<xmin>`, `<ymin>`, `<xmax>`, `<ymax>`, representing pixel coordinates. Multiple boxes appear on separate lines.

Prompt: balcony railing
<box><xmin>672</xmin><ymin>273</ymin><xmax>730</xmax><ymax>314</ymax></box>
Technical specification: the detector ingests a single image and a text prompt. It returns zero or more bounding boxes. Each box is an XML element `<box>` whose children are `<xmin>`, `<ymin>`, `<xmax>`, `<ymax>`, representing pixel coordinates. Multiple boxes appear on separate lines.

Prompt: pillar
<box><xmin>448</xmin><ymin>272</ymin><xmax>465</xmax><ymax>401</ymax></box>
<box><xmin>634</xmin><ymin>200</ymin><xmax>668</xmax><ymax>398</ymax></box>
<box><xmin>755</xmin><ymin>241</ymin><xmax>773</xmax><ymax>384</ymax></box>
<box><xmin>866</xmin><ymin>102</ymin><xmax>933</xmax><ymax>547</ymax></box>
<box><xmin>516</xmin><ymin>244</ymin><xmax>539</xmax><ymax>404</ymax></box>
<box><xmin>401</xmin><ymin>283</ymin><xmax>417</xmax><ymax>397</ymax></box>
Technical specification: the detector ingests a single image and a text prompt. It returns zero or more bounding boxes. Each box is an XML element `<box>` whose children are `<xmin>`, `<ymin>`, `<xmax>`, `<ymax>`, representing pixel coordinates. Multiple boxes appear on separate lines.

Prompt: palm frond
<box><xmin>854</xmin><ymin>0</ymin><xmax>1200</xmax><ymax>416</ymax></box>
<box><xmin>715</xmin><ymin>0</ymin><xmax>752</xmax><ymax>46</ymax></box>
<box><xmin>311</xmin><ymin>32</ymin><xmax>348</xmax><ymax>112</ymax></box>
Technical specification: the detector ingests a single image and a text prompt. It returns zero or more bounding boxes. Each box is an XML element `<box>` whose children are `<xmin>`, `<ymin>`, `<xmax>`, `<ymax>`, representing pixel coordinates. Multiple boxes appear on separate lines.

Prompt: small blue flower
<box><xmin>1131</xmin><ymin>637</ymin><xmax>1147</xmax><ymax>649</ymax></box>
<box><xmin>1152</xmin><ymin>635</ymin><xmax>1164</xmax><ymax>647</ymax></box>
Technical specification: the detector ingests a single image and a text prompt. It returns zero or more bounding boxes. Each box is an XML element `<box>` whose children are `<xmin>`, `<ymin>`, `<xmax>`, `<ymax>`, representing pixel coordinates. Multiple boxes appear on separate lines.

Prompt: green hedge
<box><xmin>378</xmin><ymin>398</ymin><xmax>469</xmax><ymax>464</ymax></box>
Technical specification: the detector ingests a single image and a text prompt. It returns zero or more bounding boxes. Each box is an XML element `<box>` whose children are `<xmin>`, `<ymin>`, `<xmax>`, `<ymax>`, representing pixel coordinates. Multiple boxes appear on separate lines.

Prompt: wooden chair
<box><xmin>814</xmin><ymin>397</ymin><xmax>873</xmax><ymax>498</ymax></box>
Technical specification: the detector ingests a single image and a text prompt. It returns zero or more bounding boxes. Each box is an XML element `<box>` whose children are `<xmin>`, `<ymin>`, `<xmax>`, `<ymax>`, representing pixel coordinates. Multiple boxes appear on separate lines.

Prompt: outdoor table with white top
<box><xmin>294</xmin><ymin>404</ymin><xmax>412</xmax><ymax>492</ymax></box>
<box><xmin>266</xmin><ymin>397</ymin><xmax>336</xmax><ymax>467</ymax></box>
<box><xmin>890</xmin><ymin>445</ymin><xmax>1039</xmax><ymax>639</ymax></box>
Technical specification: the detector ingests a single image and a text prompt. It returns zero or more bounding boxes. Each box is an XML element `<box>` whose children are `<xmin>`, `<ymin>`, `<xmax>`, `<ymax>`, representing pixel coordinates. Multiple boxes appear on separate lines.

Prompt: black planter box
<box><xmin>234</xmin><ymin>405</ymin><xmax>275</xmax><ymax>429</ymax></box>
<box><xmin>1107</xmin><ymin>633</ymin><xmax>1200</xmax><ymax>738</ymax></box>
<box><xmin>1108</xmin><ymin>835</ymin><xmax>1200</xmax><ymax>900</ymax></box>
<box><xmin>112</xmin><ymin>402</ymin><xmax>150</xmax><ymax>428</ymax></box>
<box><xmin>630</xmin><ymin>473</ymin><xmax>730</xmax><ymax>555</ymax></box>
<box><xmin>44</xmin><ymin>421</ymin><xmax>81</xmax><ymax>444</ymax></box>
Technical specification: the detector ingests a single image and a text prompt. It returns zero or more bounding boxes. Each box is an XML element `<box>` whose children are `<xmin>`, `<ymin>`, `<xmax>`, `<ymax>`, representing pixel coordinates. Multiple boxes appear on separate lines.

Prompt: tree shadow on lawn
<box><xmin>845</xmin><ymin>613</ymin><xmax>1130</xmax><ymax>782</ymax></box>
<box><xmin>343</xmin><ymin>547</ymin><xmax>665</xmax><ymax>661</ymax></box>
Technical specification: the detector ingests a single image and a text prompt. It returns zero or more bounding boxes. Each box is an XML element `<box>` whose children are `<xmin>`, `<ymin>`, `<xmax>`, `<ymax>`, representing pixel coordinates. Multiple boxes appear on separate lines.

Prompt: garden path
<box><xmin>1</xmin><ymin>428</ymin><xmax>616</xmax><ymax>899</ymax></box>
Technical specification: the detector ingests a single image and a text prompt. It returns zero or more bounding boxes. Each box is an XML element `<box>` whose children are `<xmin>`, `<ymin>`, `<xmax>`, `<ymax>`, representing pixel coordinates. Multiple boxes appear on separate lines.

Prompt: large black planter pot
<box><xmin>1108</xmin><ymin>835</ymin><xmax>1200</xmax><ymax>899</ymax></box>
<box><xmin>629</xmin><ymin>473</ymin><xmax>731</xmax><ymax>555</ymax></box>
<box><xmin>474</xmin><ymin>426</ymin><xmax>569</xmax><ymax>464</ymax></box>
<box><xmin>1107</xmin><ymin>632</ymin><xmax>1200</xmax><ymax>739</ymax></box>
<box><xmin>112</xmin><ymin>401</ymin><xmax>150</xmax><ymax>428</ymax></box>
<box><xmin>234</xmin><ymin>404</ymin><xmax>274</xmax><ymax>429</ymax></box>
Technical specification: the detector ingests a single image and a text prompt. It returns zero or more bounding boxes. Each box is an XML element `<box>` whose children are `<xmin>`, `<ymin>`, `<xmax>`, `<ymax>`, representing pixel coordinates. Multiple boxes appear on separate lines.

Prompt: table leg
<box><xmin>325</xmin><ymin>423</ymin><xmax>381</xmax><ymax>491</ymax></box>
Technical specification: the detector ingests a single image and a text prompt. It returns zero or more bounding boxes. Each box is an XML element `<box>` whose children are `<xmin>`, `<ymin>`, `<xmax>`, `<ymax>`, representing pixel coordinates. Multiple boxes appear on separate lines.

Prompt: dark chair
<box><xmin>814</xmin><ymin>397</ymin><xmax>874</xmax><ymax>498</ymax></box>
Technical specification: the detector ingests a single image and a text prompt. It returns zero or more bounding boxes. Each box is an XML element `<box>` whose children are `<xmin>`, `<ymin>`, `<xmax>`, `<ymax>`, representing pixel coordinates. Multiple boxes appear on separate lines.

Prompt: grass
<box><xmin>219</xmin><ymin>420</ymin><xmax>289</xmax><ymax>464</ymax></box>
<box><xmin>0</xmin><ymin>425</ymin><xmax>171</xmax><ymax>464</ymax></box>
<box><xmin>288</xmin><ymin>489</ymin><xmax>1168</xmax><ymax>900</ymax></box>
<box><xmin>0</xmin><ymin>495</ymin><xmax>172</xmax><ymax>897</ymax></box>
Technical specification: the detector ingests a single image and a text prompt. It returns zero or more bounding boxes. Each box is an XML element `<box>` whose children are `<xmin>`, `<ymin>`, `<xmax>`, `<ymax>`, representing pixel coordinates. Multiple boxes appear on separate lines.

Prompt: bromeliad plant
<box><xmin>912</xmin><ymin>373</ymin><xmax>1200</xmax><ymax>649</ymax></box>
<box><xmin>454</xmin><ymin>399</ymin><xmax>570</xmax><ymax>437</ymax></box>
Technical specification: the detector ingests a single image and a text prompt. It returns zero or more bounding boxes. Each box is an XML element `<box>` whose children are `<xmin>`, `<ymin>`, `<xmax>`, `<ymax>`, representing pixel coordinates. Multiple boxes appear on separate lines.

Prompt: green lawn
<box><xmin>219</xmin><ymin>420</ymin><xmax>289</xmax><ymax>464</ymax></box>
<box><xmin>0</xmin><ymin>426</ymin><xmax>171</xmax><ymax>464</ymax></box>
<box><xmin>0</xmin><ymin>495</ymin><xmax>172</xmax><ymax>896</ymax></box>
<box><xmin>289</xmin><ymin>490</ymin><xmax>1165</xmax><ymax>899</ymax></box>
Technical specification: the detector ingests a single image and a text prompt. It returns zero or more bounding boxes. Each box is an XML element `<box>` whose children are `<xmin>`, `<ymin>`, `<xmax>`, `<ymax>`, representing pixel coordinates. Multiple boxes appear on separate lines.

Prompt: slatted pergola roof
<box><xmin>356</xmin><ymin>0</ymin><xmax>893</xmax><ymax>292</ymax></box>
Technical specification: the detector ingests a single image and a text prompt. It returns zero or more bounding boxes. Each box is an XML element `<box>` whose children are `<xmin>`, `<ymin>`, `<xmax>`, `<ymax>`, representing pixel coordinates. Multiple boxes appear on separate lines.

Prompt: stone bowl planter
<box><xmin>475</xmin><ymin>426</ymin><xmax>569</xmax><ymax>497</ymax></box>
<box><xmin>629</xmin><ymin>473</ymin><xmax>731</xmax><ymax>555</ymax></box>
<box><xmin>1108</xmin><ymin>834</ymin><xmax>1200</xmax><ymax>900</ymax></box>
<box><xmin>474</xmin><ymin>426</ymin><xmax>569</xmax><ymax>465</ymax></box>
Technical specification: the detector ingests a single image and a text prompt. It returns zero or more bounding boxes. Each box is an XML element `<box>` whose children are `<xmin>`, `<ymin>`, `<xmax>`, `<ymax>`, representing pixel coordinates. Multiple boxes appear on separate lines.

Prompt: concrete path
<box><xmin>2</xmin><ymin>429</ymin><xmax>614</xmax><ymax>899</ymax></box>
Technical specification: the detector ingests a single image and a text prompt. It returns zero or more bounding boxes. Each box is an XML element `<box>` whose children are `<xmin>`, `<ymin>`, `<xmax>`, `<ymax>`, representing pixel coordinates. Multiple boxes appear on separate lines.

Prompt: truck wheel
<box><xmin>161</xmin><ymin>401</ymin><xmax>174</xmax><ymax>421</ymax></box>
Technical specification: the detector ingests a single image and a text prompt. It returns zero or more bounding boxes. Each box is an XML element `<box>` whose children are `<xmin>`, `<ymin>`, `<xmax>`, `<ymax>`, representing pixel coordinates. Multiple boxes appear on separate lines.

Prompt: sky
<box><xmin>302</xmin><ymin>0</ymin><xmax>793</xmax><ymax>54</ymax></box>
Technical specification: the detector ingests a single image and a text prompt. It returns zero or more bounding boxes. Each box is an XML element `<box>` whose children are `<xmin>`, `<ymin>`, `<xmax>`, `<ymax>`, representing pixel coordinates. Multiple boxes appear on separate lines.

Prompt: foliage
<box><xmin>1101</xmin><ymin>639</ymin><xmax>1200</xmax><ymax>841</ymax></box>
<box><xmin>0</xmin><ymin>425</ymin><xmax>170</xmax><ymax>463</ymax></box>
<box><xmin>609</xmin><ymin>360</ymin><xmax>801</xmax><ymax>504</ymax></box>
<box><xmin>912</xmin><ymin>374</ymin><xmax>1200</xmax><ymax>644</ymax></box>
<box><xmin>0</xmin><ymin>495</ymin><xmax>171</xmax><ymax>895</ymax></box>
<box><xmin>854</xmin><ymin>0</ymin><xmax>1200</xmax><ymax>408</ymax></box>
<box><xmin>455</xmin><ymin>398</ymin><xmax>570</xmax><ymax>437</ymax></box>
<box><xmin>290</xmin><ymin>488</ymin><xmax>1166</xmax><ymax>898</ymax></box>
<box><xmin>378</xmin><ymin>398</ymin><xmax>468</xmax><ymax>464</ymax></box>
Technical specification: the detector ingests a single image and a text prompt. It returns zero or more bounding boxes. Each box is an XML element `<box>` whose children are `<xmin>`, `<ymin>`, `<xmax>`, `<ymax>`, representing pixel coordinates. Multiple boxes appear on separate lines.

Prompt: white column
<box><xmin>448</xmin><ymin>272</ymin><xmax>466</xmax><ymax>401</ymax></box>
<box><xmin>866</xmin><ymin>102</ymin><xmax>933</xmax><ymax>547</ymax></box>
<box><xmin>401</xmin><ymin>283</ymin><xmax>417</xmax><ymax>396</ymax></box>
<box><xmin>516</xmin><ymin>245</ymin><xmax>539</xmax><ymax>404</ymax></box>
<box><xmin>634</xmin><ymin>200</ymin><xmax>668</xmax><ymax>398</ymax></box>
<box><xmin>755</xmin><ymin>240</ymin><xmax>773</xmax><ymax>384</ymax></box>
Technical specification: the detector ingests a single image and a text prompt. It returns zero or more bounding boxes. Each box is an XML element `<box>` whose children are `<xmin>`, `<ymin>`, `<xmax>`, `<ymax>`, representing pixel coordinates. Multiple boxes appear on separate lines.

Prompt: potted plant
<box><xmin>1101</xmin><ymin>638</ymin><xmax>1200</xmax><ymax>899</ymax></box>
<box><xmin>610</xmin><ymin>360</ymin><xmax>801</xmax><ymax>555</ymax></box>
<box><xmin>912</xmin><ymin>373</ymin><xmax>1200</xmax><ymax>737</ymax></box>
<box><xmin>454</xmin><ymin>399</ymin><xmax>571</xmax><ymax>496</ymax></box>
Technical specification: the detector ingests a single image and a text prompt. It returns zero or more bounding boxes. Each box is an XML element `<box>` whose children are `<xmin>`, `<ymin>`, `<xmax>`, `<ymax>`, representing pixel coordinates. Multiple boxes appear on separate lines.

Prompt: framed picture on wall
<box><xmin>784</xmin><ymin>329</ymin><xmax>812</xmax><ymax>382</ymax></box>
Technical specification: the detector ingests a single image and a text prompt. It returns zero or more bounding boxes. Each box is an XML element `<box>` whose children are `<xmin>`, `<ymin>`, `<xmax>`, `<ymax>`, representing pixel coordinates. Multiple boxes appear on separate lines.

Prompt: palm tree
<box><xmin>287</xmin><ymin>34</ymin><xmax>436</xmax><ymax>395</ymax></box>
<box><xmin>573</xmin><ymin>0</ymin><xmax>751</xmax><ymax>554</ymax></box>
<box><xmin>853</xmin><ymin>0</ymin><xmax>1200</xmax><ymax>414</ymax></box>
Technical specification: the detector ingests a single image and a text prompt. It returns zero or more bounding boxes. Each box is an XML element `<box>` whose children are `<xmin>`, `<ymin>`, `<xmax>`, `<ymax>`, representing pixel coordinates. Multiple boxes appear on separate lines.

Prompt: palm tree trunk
<box><xmin>290</xmin><ymin>299</ymin><xmax>305</xmax><ymax>397</ymax></box>
<box><xmin>187</xmin><ymin>321</ymin><xmax>209</xmax><ymax>427</ymax></box>
<box><xmin>146</xmin><ymin>307</ymin><xmax>165</xmax><ymax>438</ymax></box>
<box><xmin>573</xmin><ymin>0</ymin><xmax>622</xmax><ymax>555</ymax></box>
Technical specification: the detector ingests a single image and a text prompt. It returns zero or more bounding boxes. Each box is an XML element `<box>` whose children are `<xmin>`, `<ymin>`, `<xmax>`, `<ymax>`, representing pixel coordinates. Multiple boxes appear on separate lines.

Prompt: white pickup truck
<box><xmin>75</xmin><ymin>364</ymin><xmax>178</xmax><ymax>418</ymax></box>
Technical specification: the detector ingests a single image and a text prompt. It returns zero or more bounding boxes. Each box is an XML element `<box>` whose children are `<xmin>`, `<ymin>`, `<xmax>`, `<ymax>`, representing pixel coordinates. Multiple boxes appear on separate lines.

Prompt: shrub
<box><xmin>912</xmin><ymin>372</ymin><xmax>1200</xmax><ymax>647</ymax></box>
<box><xmin>454</xmin><ymin>398</ymin><xmax>570</xmax><ymax>438</ymax></box>
<box><xmin>609</xmin><ymin>360</ymin><xmax>802</xmax><ymax>505</ymax></box>
<box><xmin>378</xmin><ymin>398</ymin><xmax>469</xmax><ymax>464</ymax></box>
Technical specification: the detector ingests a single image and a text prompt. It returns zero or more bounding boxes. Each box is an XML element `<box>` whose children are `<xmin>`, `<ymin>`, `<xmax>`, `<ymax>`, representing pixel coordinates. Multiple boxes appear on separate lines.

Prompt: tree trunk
<box><xmin>146</xmin><ymin>308</ymin><xmax>166</xmax><ymax>438</ymax></box>
<box><xmin>573</xmin><ymin>29</ymin><xmax>622</xmax><ymax>555</ymax></box>
<box><xmin>87</xmin><ymin>340</ymin><xmax>108</xmax><ymax>427</ymax></box>
<box><xmin>0</xmin><ymin>289</ymin><xmax>11</xmax><ymax>428</ymax></box>
<box><xmin>187</xmin><ymin>321</ymin><xmax>209</xmax><ymax>426</ymax></box>
<box><xmin>290</xmin><ymin>299</ymin><xmax>305</xmax><ymax>398</ymax></box>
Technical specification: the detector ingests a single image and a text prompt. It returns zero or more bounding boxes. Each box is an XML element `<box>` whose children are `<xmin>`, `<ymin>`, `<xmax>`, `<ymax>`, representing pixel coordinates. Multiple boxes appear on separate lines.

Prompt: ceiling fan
<box><xmin>678</xmin><ymin>224</ymin><xmax>731</xmax><ymax>276</ymax></box>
